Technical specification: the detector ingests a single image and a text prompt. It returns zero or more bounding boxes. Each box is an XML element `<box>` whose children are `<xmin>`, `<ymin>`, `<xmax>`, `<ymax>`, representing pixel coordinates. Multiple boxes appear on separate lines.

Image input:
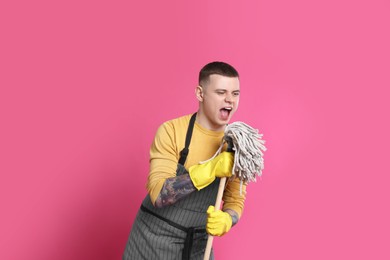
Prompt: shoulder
<box><xmin>153</xmin><ymin>114</ymin><xmax>193</xmax><ymax>141</ymax></box>
<box><xmin>159</xmin><ymin>114</ymin><xmax>193</xmax><ymax>133</ymax></box>
<box><xmin>166</xmin><ymin>114</ymin><xmax>192</xmax><ymax>126</ymax></box>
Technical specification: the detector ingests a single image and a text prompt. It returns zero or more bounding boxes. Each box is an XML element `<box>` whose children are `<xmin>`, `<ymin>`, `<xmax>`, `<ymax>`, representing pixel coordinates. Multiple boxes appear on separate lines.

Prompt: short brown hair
<box><xmin>199</xmin><ymin>61</ymin><xmax>239</xmax><ymax>86</ymax></box>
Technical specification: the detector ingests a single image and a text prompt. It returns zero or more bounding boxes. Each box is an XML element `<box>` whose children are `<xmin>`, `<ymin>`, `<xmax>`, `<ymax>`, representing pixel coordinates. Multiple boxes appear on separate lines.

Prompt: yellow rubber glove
<box><xmin>206</xmin><ymin>206</ymin><xmax>232</xmax><ymax>236</ymax></box>
<box><xmin>189</xmin><ymin>152</ymin><xmax>233</xmax><ymax>190</ymax></box>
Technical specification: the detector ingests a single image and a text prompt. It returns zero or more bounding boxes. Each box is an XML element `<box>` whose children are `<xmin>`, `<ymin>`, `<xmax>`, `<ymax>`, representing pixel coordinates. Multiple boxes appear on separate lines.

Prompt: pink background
<box><xmin>1</xmin><ymin>0</ymin><xmax>389</xmax><ymax>259</ymax></box>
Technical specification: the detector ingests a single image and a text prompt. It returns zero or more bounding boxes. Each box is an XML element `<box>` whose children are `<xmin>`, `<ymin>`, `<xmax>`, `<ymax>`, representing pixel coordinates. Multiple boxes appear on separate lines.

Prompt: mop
<box><xmin>203</xmin><ymin>121</ymin><xmax>266</xmax><ymax>260</ymax></box>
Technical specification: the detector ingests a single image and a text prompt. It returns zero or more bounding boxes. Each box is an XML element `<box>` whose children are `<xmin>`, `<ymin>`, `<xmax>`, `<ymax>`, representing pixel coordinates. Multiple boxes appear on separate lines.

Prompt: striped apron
<box><xmin>123</xmin><ymin>113</ymin><xmax>220</xmax><ymax>260</ymax></box>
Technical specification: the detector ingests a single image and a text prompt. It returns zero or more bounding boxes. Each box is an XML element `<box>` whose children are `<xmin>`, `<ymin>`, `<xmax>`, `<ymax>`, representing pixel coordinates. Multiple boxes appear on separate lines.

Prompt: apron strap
<box><xmin>178</xmin><ymin>113</ymin><xmax>197</xmax><ymax>165</ymax></box>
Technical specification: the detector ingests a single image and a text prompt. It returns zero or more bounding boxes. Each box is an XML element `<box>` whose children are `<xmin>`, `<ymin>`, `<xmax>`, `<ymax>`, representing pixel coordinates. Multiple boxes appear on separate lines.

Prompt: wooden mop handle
<box><xmin>203</xmin><ymin>176</ymin><xmax>227</xmax><ymax>260</ymax></box>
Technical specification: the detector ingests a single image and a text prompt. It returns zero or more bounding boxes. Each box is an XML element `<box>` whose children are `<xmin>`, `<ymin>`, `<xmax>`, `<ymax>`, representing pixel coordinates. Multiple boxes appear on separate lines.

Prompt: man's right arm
<box><xmin>146</xmin><ymin>122</ymin><xmax>233</xmax><ymax>208</ymax></box>
<box><xmin>153</xmin><ymin>152</ymin><xmax>234</xmax><ymax>208</ymax></box>
<box><xmin>154</xmin><ymin>173</ymin><xmax>196</xmax><ymax>208</ymax></box>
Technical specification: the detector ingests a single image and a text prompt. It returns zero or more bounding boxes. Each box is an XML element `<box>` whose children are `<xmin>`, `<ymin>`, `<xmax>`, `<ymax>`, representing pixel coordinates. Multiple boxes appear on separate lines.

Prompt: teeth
<box><xmin>224</xmin><ymin>107</ymin><xmax>232</xmax><ymax>110</ymax></box>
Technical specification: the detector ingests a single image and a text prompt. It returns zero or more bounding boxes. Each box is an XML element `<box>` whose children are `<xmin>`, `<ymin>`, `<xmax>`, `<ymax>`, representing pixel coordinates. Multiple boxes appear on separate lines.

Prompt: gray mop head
<box><xmin>224</xmin><ymin>121</ymin><xmax>266</xmax><ymax>183</ymax></box>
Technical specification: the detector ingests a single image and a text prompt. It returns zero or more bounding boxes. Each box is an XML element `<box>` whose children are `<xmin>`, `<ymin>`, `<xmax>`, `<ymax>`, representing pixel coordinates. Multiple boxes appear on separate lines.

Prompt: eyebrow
<box><xmin>215</xmin><ymin>89</ymin><xmax>240</xmax><ymax>92</ymax></box>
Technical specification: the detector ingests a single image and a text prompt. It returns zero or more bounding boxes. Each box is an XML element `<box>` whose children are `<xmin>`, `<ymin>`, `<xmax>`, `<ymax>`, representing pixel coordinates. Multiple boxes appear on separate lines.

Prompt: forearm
<box><xmin>224</xmin><ymin>208</ymin><xmax>239</xmax><ymax>226</ymax></box>
<box><xmin>222</xmin><ymin>178</ymin><xmax>247</xmax><ymax>218</ymax></box>
<box><xmin>154</xmin><ymin>174</ymin><xmax>197</xmax><ymax>208</ymax></box>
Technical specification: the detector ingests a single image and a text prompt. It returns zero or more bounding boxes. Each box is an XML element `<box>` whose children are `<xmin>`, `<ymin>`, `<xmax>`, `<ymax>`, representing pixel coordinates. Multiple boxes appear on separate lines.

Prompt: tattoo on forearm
<box><xmin>155</xmin><ymin>174</ymin><xmax>196</xmax><ymax>208</ymax></box>
<box><xmin>225</xmin><ymin>209</ymin><xmax>239</xmax><ymax>226</ymax></box>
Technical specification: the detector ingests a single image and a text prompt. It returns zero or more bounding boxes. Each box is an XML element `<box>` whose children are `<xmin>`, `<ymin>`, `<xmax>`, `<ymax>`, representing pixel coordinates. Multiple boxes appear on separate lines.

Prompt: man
<box><xmin>123</xmin><ymin>61</ymin><xmax>247</xmax><ymax>260</ymax></box>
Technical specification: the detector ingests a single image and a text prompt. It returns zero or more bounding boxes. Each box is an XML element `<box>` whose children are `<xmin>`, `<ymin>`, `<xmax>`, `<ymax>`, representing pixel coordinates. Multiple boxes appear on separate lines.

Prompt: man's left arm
<box><xmin>206</xmin><ymin>178</ymin><xmax>247</xmax><ymax>236</ymax></box>
<box><xmin>224</xmin><ymin>208</ymin><xmax>239</xmax><ymax>226</ymax></box>
<box><xmin>222</xmin><ymin>177</ymin><xmax>247</xmax><ymax>220</ymax></box>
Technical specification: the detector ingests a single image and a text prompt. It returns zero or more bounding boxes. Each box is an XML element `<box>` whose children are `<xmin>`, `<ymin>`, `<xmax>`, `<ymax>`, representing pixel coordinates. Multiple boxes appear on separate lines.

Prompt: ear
<box><xmin>195</xmin><ymin>85</ymin><xmax>204</xmax><ymax>102</ymax></box>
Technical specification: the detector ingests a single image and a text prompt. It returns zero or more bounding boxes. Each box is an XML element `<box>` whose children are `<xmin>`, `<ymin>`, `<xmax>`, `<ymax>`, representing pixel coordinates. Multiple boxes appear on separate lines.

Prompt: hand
<box><xmin>189</xmin><ymin>152</ymin><xmax>233</xmax><ymax>190</ymax></box>
<box><xmin>206</xmin><ymin>206</ymin><xmax>232</xmax><ymax>236</ymax></box>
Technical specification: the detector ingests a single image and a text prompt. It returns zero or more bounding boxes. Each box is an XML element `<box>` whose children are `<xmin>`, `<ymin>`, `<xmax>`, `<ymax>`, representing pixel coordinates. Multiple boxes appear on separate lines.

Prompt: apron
<box><xmin>123</xmin><ymin>113</ymin><xmax>220</xmax><ymax>260</ymax></box>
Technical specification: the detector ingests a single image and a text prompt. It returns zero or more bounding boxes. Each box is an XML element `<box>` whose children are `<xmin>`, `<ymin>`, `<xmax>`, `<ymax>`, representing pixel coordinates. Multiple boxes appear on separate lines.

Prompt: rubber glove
<box><xmin>189</xmin><ymin>152</ymin><xmax>233</xmax><ymax>190</ymax></box>
<box><xmin>206</xmin><ymin>206</ymin><xmax>232</xmax><ymax>236</ymax></box>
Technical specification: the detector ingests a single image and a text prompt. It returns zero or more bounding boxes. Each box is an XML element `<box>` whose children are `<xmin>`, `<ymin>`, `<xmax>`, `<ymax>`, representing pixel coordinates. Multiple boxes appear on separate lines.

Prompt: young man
<box><xmin>123</xmin><ymin>61</ymin><xmax>247</xmax><ymax>260</ymax></box>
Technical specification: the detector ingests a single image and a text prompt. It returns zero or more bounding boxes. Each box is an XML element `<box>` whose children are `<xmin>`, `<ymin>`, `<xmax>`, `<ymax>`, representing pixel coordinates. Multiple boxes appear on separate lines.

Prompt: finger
<box><xmin>208</xmin><ymin>212</ymin><xmax>221</xmax><ymax>220</ymax></box>
<box><xmin>207</xmin><ymin>205</ymin><xmax>215</xmax><ymax>214</ymax></box>
<box><xmin>207</xmin><ymin>218</ymin><xmax>219</xmax><ymax>225</ymax></box>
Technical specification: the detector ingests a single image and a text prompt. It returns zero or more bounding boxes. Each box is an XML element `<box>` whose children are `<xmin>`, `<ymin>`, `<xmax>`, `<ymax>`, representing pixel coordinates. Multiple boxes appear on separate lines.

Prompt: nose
<box><xmin>225</xmin><ymin>93</ymin><xmax>233</xmax><ymax>103</ymax></box>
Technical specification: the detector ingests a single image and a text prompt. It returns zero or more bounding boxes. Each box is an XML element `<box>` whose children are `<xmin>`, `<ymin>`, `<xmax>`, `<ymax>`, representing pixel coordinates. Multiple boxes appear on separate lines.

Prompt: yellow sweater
<box><xmin>147</xmin><ymin>114</ymin><xmax>247</xmax><ymax>217</ymax></box>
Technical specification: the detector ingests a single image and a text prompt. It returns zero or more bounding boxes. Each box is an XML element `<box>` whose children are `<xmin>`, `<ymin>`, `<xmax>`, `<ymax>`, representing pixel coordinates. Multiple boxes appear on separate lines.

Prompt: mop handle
<box><xmin>203</xmin><ymin>176</ymin><xmax>227</xmax><ymax>260</ymax></box>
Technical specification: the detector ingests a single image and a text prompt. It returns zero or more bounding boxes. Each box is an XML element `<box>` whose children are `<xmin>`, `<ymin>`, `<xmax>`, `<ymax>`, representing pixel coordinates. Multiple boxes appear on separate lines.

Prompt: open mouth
<box><xmin>220</xmin><ymin>107</ymin><xmax>232</xmax><ymax>120</ymax></box>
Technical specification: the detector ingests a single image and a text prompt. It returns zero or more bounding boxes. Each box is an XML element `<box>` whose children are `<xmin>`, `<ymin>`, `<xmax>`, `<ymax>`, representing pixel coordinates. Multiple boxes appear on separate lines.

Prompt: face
<box><xmin>196</xmin><ymin>74</ymin><xmax>240</xmax><ymax>131</ymax></box>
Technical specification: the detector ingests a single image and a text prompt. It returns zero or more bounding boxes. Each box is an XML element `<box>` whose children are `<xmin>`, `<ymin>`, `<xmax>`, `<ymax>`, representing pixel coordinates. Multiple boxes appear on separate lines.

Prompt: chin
<box><xmin>218</xmin><ymin>118</ymin><xmax>230</xmax><ymax>126</ymax></box>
